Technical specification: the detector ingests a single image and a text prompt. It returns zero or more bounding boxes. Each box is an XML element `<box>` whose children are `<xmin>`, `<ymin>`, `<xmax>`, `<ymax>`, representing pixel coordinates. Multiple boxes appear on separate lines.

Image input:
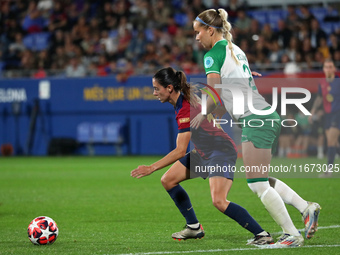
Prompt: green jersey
<box><xmin>204</xmin><ymin>39</ymin><xmax>270</xmax><ymax>120</ymax></box>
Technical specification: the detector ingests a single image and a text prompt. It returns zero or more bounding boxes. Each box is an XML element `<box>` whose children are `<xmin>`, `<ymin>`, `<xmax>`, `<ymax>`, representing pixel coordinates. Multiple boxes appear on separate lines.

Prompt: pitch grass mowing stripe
<box><xmin>117</xmin><ymin>245</ymin><xmax>340</xmax><ymax>255</ymax></box>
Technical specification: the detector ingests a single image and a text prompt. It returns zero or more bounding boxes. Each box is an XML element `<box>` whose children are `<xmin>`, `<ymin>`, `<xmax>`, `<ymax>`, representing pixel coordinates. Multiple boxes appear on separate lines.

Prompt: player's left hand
<box><xmin>131</xmin><ymin>165</ymin><xmax>153</xmax><ymax>178</ymax></box>
<box><xmin>191</xmin><ymin>112</ymin><xmax>206</xmax><ymax>129</ymax></box>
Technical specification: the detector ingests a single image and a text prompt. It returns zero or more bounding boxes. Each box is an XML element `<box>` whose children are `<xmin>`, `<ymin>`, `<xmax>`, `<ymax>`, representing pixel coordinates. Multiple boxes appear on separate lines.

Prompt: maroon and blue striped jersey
<box><xmin>175</xmin><ymin>94</ymin><xmax>237</xmax><ymax>159</ymax></box>
<box><xmin>318</xmin><ymin>75</ymin><xmax>340</xmax><ymax>113</ymax></box>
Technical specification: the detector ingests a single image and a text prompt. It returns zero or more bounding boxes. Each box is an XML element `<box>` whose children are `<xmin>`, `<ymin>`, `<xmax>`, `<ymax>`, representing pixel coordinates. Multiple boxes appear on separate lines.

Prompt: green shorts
<box><xmin>239</xmin><ymin>110</ymin><xmax>281</xmax><ymax>154</ymax></box>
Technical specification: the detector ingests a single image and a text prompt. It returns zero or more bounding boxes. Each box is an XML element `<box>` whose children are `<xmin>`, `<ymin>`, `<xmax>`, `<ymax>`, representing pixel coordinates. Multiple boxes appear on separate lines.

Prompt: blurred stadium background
<box><xmin>0</xmin><ymin>0</ymin><xmax>340</xmax><ymax>157</ymax></box>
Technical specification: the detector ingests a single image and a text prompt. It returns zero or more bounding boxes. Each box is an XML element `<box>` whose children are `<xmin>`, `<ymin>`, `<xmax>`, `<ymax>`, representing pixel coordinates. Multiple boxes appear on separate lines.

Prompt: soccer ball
<box><xmin>27</xmin><ymin>216</ymin><xmax>59</xmax><ymax>245</ymax></box>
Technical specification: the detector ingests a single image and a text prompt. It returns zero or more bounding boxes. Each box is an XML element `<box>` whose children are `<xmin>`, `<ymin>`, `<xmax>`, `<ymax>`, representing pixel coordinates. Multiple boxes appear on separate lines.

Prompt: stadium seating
<box><xmin>77</xmin><ymin>122</ymin><xmax>124</xmax><ymax>155</ymax></box>
<box><xmin>23</xmin><ymin>32</ymin><xmax>51</xmax><ymax>51</ymax></box>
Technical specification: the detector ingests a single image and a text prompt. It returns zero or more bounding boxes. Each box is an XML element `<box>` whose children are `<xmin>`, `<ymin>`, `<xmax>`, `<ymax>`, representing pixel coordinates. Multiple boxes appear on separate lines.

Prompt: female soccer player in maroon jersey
<box><xmin>131</xmin><ymin>67</ymin><xmax>273</xmax><ymax>245</ymax></box>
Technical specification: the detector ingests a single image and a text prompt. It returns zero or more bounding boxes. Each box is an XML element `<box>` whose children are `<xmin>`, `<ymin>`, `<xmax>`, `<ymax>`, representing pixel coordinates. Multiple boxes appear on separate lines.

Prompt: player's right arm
<box><xmin>130</xmin><ymin>131</ymin><xmax>190</xmax><ymax>179</ymax></box>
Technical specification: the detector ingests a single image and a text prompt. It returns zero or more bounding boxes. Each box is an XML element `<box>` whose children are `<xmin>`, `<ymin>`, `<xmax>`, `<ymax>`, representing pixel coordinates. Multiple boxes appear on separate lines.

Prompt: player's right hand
<box><xmin>131</xmin><ymin>165</ymin><xmax>153</xmax><ymax>179</ymax></box>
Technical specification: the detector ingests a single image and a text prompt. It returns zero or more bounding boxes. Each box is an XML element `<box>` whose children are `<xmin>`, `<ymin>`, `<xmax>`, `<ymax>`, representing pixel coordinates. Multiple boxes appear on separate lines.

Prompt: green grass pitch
<box><xmin>0</xmin><ymin>156</ymin><xmax>339</xmax><ymax>255</ymax></box>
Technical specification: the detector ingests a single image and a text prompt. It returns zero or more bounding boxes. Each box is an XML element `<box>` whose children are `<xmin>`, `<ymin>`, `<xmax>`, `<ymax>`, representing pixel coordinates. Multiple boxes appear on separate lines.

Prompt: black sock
<box><xmin>167</xmin><ymin>185</ymin><xmax>198</xmax><ymax>225</ymax></box>
<box><xmin>224</xmin><ymin>202</ymin><xmax>264</xmax><ymax>235</ymax></box>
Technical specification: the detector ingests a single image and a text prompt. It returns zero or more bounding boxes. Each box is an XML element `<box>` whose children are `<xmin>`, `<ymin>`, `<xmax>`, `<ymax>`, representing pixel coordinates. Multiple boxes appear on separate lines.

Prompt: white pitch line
<box><xmin>116</xmin><ymin>225</ymin><xmax>340</xmax><ymax>255</ymax></box>
<box><xmin>117</xmin><ymin>245</ymin><xmax>340</xmax><ymax>255</ymax></box>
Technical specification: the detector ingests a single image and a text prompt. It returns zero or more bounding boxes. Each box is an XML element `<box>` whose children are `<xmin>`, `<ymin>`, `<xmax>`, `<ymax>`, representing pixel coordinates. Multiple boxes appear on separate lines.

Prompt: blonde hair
<box><xmin>197</xmin><ymin>8</ymin><xmax>240</xmax><ymax>65</ymax></box>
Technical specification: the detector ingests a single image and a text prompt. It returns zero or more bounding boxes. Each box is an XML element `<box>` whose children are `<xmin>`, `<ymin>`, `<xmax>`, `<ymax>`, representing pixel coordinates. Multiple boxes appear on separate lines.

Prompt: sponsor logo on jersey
<box><xmin>179</xmin><ymin>117</ymin><xmax>190</xmax><ymax>123</ymax></box>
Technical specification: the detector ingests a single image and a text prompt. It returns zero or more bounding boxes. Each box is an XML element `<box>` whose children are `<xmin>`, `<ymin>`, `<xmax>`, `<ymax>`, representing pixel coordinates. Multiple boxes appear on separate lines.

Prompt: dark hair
<box><xmin>153</xmin><ymin>67</ymin><xmax>191</xmax><ymax>103</ymax></box>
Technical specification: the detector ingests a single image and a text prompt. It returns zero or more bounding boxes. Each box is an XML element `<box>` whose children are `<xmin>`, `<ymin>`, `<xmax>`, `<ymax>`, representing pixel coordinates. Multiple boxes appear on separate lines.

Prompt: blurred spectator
<box><xmin>35</xmin><ymin>49</ymin><xmax>50</xmax><ymax>70</ymax></box>
<box><xmin>318</xmin><ymin>38</ymin><xmax>330</xmax><ymax>59</ymax></box>
<box><xmin>173</xmin><ymin>28</ymin><xmax>187</xmax><ymax>51</ymax></box>
<box><xmin>48</xmin><ymin>1</ymin><xmax>68</xmax><ymax>32</ymax></box>
<box><xmin>285</xmin><ymin>37</ymin><xmax>301</xmax><ymax>62</ymax></box>
<box><xmin>66</xmin><ymin>2</ymin><xmax>82</xmax><ymax>29</ymax></box>
<box><xmin>158</xmin><ymin>45</ymin><xmax>173</xmax><ymax>66</ymax></box>
<box><xmin>100</xmin><ymin>30</ymin><xmax>116</xmax><ymax>55</ymax></box>
<box><xmin>269</xmin><ymin>41</ymin><xmax>284</xmax><ymax>63</ymax></box>
<box><xmin>190</xmin><ymin>0</ymin><xmax>207</xmax><ymax>17</ymax></box>
<box><xmin>88</xmin><ymin>17</ymin><xmax>101</xmax><ymax>35</ymax></box>
<box><xmin>37</xmin><ymin>0</ymin><xmax>53</xmax><ymax>11</ymax></box>
<box><xmin>298</xmin><ymin>23</ymin><xmax>309</xmax><ymax>41</ymax></box>
<box><xmin>329</xmin><ymin>33</ymin><xmax>340</xmax><ymax>56</ymax></box>
<box><xmin>129</xmin><ymin>0</ymin><xmax>150</xmax><ymax>30</ymax></box>
<box><xmin>142</xmin><ymin>43</ymin><xmax>158</xmax><ymax>65</ymax></box>
<box><xmin>82</xmin><ymin>44</ymin><xmax>99</xmax><ymax>68</ymax></box>
<box><xmin>105</xmin><ymin>60</ymin><xmax>119</xmax><ymax>76</ymax></box>
<box><xmin>151</xmin><ymin>27</ymin><xmax>172</xmax><ymax>50</ymax></box>
<box><xmin>181</xmin><ymin>10</ymin><xmax>196</xmax><ymax>38</ymax></box>
<box><xmin>273</xmin><ymin>20</ymin><xmax>292</xmax><ymax>49</ymax></box>
<box><xmin>261</xmin><ymin>23</ymin><xmax>274</xmax><ymax>43</ymax></box>
<box><xmin>32</xmin><ymin>60</ymin><xmax>47</xmax><ymax>78</ymax></box>
<box><xmin>49</xmin><ymin>29</ymin><xmax>65</xmax><ymax>54</ymax></box>
<box><xmin>299</xmin><ymin>5</ymin><xmax>315</xmax><ymax>30</ymax></box>
<box><xmin>254</xmin><ymin>36</ymin><xmax>270</xmax><ymax>66</ymax></box>
<box><xmin>117</xmin><ymin>28</ymin><xmax>132</xmax><ymax>58</ymax></box>
<box><xmin>0</xmin><ymin>1</ymin><xmax>339</xmax><ymax>78</ymax></box>
<box><xmin>282</xmin><ymin>54</ymin><xmax>301</xmax><ymax>74</ymax></box>
<box><xmin>334</xmin><ymin>50</ymin><xmax>340</xmax><ymax>63</ymax></box>
<box><xmin>96</xmin><ymin>54</ymin><xmax>109</xmax><ymax>76</ymax></box>
<box><xmin>167</xmin><ymin>16</ymin><xmax>178</xmax><ymax>36</ymax></box>
<box><xmin>226</xmin><ymin>0</ymin><xmax>246</xmax><ymax>23</ymax></box>
<box><xmin>20</xmin><ymin>49</ymin><xmax>36</xmax><ymax>74</ymax></box>
<box><xmin>22</xmin><ymin>1</ymin><xmax>48</xmax><ymax>34</ymax></box>
<box><xmin>65</xmin><ymin>56</ymin><xmax>86</xmax><ymax>77</ymax></box>
<box><xmin>153</xmin><ymin>0</ymin><xmax>173</xmax><ymax>28</ymax></box>
<box><xmin>239</xmin><ymin>39</ymin><xmax>255</xmax><ymax>63</ymax></box>
<box><xmin>245</xmin><ymin>19</ymin><xmax>261</xmax><ymax>44</ymax></box>
<box><xmin>285</xmin><ymin>5</ymin><xmax>302</xmax><ymax>33</ymax></box>
<box><xmin>8</xmin><ymin>32</ymin><xmax>26</xmax><ymax>56</ymax></box>
<box><xmin>309</xmin><ymin>19</ymin><xmax>327</xmax><ymax>49</ymax></box>
<box><xmin>300</xmin><ymin>38</ymin><xmax>315</xmax><ymax>62</ymax></box>
<box><xmin>50</xmin><ymin>46</ymin><xmax>68</xmax><ymax>70</ymax></box>
<box><xmin>112</xmin><ymin>0</ymin><xmax>130</xmax><ymax>24</ymax></box>
<box><xmin>234</xmin><ymin>9</ymin><xmax>251</xmax><ymax>41</ymax></box>
<box><xmin>71</xmin><ymin>16</ymin><xmax>89</xmax><ymax>42</ymax></box>
<box><xmin>126</xmin><ymin>30</ymin><xmax>148</xmax><ymax>61</ymax></box>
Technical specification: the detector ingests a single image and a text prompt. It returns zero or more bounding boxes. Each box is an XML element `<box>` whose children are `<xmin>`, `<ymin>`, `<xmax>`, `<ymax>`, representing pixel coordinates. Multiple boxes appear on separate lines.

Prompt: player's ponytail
<box><xmin>153</xmin><ymin>67</ymin><xmax>198</xmax><ymax>106</ymax></box>
<box><xmin>196</xmin><ymin>9</ymin><xmax>240</xmax><ymax>65</ymax></box>
<box><xmin>218</xmin><ymin>8</ymin><xmax>240</xmax><ymax>65</ymax></box>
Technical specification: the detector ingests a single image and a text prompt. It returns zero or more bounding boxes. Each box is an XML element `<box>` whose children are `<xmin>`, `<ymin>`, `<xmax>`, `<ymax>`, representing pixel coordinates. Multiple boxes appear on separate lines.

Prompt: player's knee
<box><xmin>211</xmin><ymin>195</ymin><xmax>227</xmax><ymax>212</ymax></box>
<box><xmin>247</xmin><ymin>181</ymin><xmax>270</xmax><ymax>198</ymax></box>
<box><xmin>160</xmin><ymin>175</ymin><xmax>168</xmax><ymax>188</ymax></box>
<box><xmin>161</xmin><ymin>174</ymin><xmax>175</xmax><ymax>190</ymax></box>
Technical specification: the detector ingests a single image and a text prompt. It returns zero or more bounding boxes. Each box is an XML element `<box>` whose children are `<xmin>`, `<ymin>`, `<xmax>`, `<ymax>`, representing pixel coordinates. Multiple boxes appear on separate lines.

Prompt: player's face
<box><xmin>152</xmin><ymin>78</ymin><xmax>170</xmax><ymax>103</ymax></box>
<box><xmin>323</xmin><ymin>62</ymin><xmax>336</xmax><ymax>78</ymax></box>
<box><xmin>193</xmin><ymin>21</ymin><xmax>211</xmax><ymax>49</ymax></box>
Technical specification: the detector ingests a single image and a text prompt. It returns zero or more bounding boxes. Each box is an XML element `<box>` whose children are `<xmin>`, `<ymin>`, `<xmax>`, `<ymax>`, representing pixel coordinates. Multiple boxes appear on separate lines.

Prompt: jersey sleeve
<box><xmin>204</xmin><ymin>46</ymin><xmax>224</xmax><ymax>75</ymax></box>
<box><xmin>204</xmin><ymin>51</ymin><xmax>223</xmax><ymax>75</ymax></box>
<box><xmin>176</xmin><ymin>103</ymin><xmax>190</xmax><ymax>133</ymax></box>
